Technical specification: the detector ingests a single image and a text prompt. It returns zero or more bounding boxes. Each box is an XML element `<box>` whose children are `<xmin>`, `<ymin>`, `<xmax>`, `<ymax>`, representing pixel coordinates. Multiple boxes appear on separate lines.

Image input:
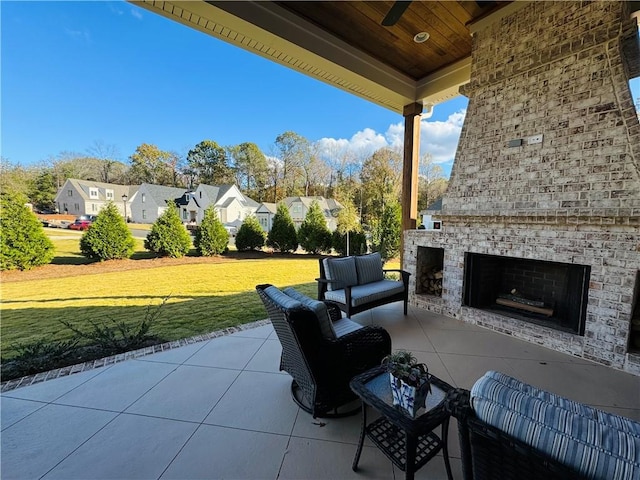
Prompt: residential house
<box><xmin>179</xmin><ymin>184</ymin><xmax>259</xmax><ymax>228</ymax></box>
<box><xmin>128</xmin><ymin>183</ymin><xmax>188</xmax><ymax>224</ymax></box>
<box><xmin>54</xmin><ymin>179</ymin><xmax>136</xmax><ymax>218</ymax></box>
<box><xmin>255</xmin><ymin>202</ymin><xmax>277</xmax><ymax>232</ymax></box>
<box><xmin>280</xmin><ymin>196</ymin><xmax>343</xmax><ymax>231</ymax></box>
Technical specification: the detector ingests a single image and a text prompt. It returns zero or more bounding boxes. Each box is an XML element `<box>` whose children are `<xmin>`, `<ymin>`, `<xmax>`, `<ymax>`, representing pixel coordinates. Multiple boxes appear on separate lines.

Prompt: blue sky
<box><xmin>1</xmin><ymin>0</ymin><xmax>468</xmax><ymax>178</ymax></box>
<box><xmin>2</xmin><ymin>1</ymin><xmax>638</xmax><ymax>179</ymax></box>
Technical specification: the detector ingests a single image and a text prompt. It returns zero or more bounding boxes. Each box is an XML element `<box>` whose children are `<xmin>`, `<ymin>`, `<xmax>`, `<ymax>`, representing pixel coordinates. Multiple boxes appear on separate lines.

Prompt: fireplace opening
<box><xmin>463</xmin><ymin>253</ymin><xmax>590</xmax><ymax>335</ymax></box>
<box><xmin>416</xmin><ymin>247</ymin><xmax>444</xmax><ymax>297</ymax></box>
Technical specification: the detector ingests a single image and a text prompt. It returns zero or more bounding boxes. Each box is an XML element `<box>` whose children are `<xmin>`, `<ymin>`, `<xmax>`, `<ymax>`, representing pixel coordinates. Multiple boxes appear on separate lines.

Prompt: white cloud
<box><xmin>130</xmin><ymin>7</ymin><xmax>143</xmax><ymax>20</ymax></box>
<box><xmin>314</xmin><ymin>108</ymin><xmax>466</xmax><ymax>168</ymax></box>
<box><xmin>65</xmin><ymin>28</ymin><xmax>91</xmax><ymax>43</ymax></box>
<box><xmin>420</xmin><ymin>109</ymin><xmax>466</xmax><ymax>164</ymax></box>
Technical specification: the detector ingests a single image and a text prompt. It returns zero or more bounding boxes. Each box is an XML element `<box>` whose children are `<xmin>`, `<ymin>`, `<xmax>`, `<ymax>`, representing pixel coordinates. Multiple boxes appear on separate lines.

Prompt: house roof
<box><xmin>281</xmin><ymin>196</ymin><xmax>343</xmax><ymax>217</ymax></box>
<box><xmin>257</xmin><ymin>202</ymin><xmax>277</xmax><ymax>214</ymax></box>
<box><xmin>140</xmin><ymin>183</ymin><xmax>189</xmax><ymax>206</ymax></box>
<box><xmin>197</xmin><ymin>183</ymin><xmax>259</xmax><ymax>208</ymax></box>
<box><xmin>63</xmin><ymin>179</ymin><xmax>138</xmax><ymax>202</ymax></box>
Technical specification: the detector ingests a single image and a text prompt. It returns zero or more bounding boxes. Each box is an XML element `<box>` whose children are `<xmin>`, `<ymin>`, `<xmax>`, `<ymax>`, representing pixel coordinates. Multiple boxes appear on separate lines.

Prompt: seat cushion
<box><xmin>283</xmin><ymin>287</ymin><xmax>336</xmax><ymax>340</ymax></box>
<box><xmin>332</xmin><ymin>318</ymin><xmax>363</xmax><ymax>337</ymax></box>
<box><xmin>355</xmin><ymin>252</ymin><xmax>384</xmax><ymax>285</ymax></box>
<box><xmin>471</xmin><ymin>371</ymin><xmax>640</xmax><ymax>480</ymax></box>
<box><xmin>323</xmin><ymin>256</ymin><xmax>358</xmax><ymax>291</ymax></box>
<box><xmin>323</xmin><ymin>280</ymin><xmax>405</xmax><ymax>307</ymax></box>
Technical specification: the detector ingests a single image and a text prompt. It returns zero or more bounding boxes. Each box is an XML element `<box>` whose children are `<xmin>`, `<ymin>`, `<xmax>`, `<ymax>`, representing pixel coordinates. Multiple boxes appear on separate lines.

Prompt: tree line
<box><xmin>1</xmin><ymin>132</ymin><xmax>448</xmax><ymax>230</ymax></box>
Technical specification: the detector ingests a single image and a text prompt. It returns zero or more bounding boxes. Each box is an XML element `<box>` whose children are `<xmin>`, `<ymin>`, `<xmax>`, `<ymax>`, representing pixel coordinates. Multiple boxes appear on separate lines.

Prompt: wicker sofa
<box><xmin>317</xmin><ymin>252</ymin><xmax>410</xmax><ymax>318</ymax></box>
<box><xmin>446</xmin><ymin>371</ymin><xmax>640</xmax><ymax>480</ymax></box>
<box><xmin>256</xmin><ymin>283</ymin><xmax>391</xmax><ymax>418</ymax></box>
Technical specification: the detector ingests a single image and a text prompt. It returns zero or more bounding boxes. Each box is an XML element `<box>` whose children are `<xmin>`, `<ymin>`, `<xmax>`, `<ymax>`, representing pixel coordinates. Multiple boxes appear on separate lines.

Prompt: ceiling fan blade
<box><xmin>381</xmin><ymin>1</ymin><xmax>412</xmax><ymax>27</ymax></box>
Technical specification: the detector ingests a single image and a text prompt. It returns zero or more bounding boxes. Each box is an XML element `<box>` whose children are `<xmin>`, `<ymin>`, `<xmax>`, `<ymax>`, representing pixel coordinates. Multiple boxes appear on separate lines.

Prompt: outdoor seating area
<box><xmin>318</xmin><ymin>253</ymin><xmax>410</xmax><ymax>318</ymax></box>
<box><xmin>2</xmin><ymin>302</ymin><xmax>639</xmax><ymax>479</ymax></box>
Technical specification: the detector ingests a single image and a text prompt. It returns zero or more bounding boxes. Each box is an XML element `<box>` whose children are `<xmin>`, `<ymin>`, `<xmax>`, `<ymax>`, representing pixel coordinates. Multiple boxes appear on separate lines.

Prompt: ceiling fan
<box><xmin>381</xmin><ymin>1</ymin><xmax>498</xmax><ymax>27</ymax></box>
<box><xmin>381</xmin><ymin>1</ymin><xmax>411</xmax><ymax>27</ymax></box>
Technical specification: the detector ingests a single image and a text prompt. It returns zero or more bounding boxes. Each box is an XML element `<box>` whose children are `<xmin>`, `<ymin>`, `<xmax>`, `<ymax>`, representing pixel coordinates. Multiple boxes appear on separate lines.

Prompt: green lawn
<box><xmin>1</xmin><ymin>232</ymin><xmax>319</xmax><ymax>361</ymax></box>
<box><xmin>1</xmin><ymin>231</ymin><xmax>399</xmax><ymax>364</ymax></box>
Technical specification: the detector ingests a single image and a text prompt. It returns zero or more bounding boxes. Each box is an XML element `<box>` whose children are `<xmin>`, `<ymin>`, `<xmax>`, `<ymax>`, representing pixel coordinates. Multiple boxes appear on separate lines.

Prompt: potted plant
<box><xmin>381</xmin><ymin>350</ymin><xmax>432</xmax><ymax>417</ymax></box>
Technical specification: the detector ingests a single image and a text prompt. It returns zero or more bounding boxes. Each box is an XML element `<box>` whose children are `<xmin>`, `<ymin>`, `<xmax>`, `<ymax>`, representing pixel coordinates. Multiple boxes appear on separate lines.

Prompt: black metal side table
<box><xmin>350</xmin><ymin>366</ymin><xmax>454</xmax><ymax>480</ymax></box>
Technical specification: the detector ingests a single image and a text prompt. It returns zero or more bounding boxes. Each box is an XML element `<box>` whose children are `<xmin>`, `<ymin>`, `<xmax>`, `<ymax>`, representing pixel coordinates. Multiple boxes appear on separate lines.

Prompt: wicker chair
<box><xmin>256</xmin><ymin>284</ymin><xmax>392</xmax><ymax>418</ymax></box>
<box><xmin>445</xmin><ymin>389</ymin><xmax>587</xmax><ymax>480</ymax></box>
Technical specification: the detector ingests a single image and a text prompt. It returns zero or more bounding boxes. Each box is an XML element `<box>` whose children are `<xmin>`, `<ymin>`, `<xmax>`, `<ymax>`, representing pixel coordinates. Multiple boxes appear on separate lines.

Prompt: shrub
<box><xmin>298</xmin><ymin>201</ymin><xmax>331</xmax><ymax>254</ymax></box>
<box><xmin>267</xmin><ymin>203</ymin><xmax>298</xmax><ymax>253</ymax></box>
<box><xmin>0</xmin><ymin>192</ymin><xmax>55</xmax><ymax>270</ymax></box>
<box><xmin>79</xmin><ymin>202</ymin><xmax>135</xmax><ymax>260</ymax></box>
<box><xmin>144</xmin><ymin>203</ymin><xmax>191</xmax><ymax>258</ymax></box>
<box><xmin>332</xmin><ymin>230</ymin><xmax>367</xmax><ymax>256</ymax></box>
<box><xmin>193</xmin><ymin>206</ymin><xmax>228</xmax><ymax>256</ymax></box>
<box><xmin>235</xmin><ymin>216</ymin><xmax>266</xmax><ymax>251</ymax></box>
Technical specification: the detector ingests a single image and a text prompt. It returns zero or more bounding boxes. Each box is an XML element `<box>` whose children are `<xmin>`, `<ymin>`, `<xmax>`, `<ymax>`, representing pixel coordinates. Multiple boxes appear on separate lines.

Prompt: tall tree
<box><xmin>417</xmin><ymin>153</ymin><xmax>448</xmax><ymax>212</ymax></box>
<box><xmin>0</xmin><ymin>160</ymin><xmax>37</xmax><ymax>197</ymax></box>
<box><xmin>371</xmin><ymin>197</ymin><xmax>401</xmax><ymax>262</ymax></box>
<box><xmin>86</xmin><ymin>140</ymin><xmax>121</xmax><ymax>183</ymax></box>
<box><xmin>187</xmin><ymin>140</ymin><xmax>233</xmax><ymax>185</ymax></box>
<box><xmin>228</xmin><ymin>142</ymin><xmax>269</xmax><ymax>200</ymax></box>
<box><xmin>129</xmin><ymin>143</ymin><xmax>175</xmax><ymax>185</ymax></box>
<box><xmin>360</xmin><ymin>147</ymin><xmax>402</xmax><ymax>226</ymax></box>
<box><xmin>28</xmin><ymin>170</ymin><xmax>57</xmax><ymax>211</ymax></box>
<box><xmin>275</xmin><ymin>131</ymin><xmax>308</xmax><ymax>196</ymax></box>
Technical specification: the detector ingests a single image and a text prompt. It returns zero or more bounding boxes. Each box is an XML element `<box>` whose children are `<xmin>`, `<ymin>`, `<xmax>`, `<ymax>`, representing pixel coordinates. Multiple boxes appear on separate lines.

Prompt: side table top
<box><xmin>350</xmin><ymin>365</ymin><xmax>453</xmax><ymax>433</ymax></box>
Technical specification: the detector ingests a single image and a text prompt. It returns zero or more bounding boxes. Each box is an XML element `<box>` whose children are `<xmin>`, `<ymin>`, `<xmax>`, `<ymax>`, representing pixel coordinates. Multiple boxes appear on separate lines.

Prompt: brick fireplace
<box><xmin>404</xmin><ymin>1</ymin><xmax>640</xmax><ymax>374</ymax></box>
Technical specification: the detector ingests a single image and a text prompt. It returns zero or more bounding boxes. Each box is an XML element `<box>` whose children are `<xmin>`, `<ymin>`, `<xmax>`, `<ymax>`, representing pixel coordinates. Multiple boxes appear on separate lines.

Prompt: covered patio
<box><xmin>3</xmin><ymin>305</ymin><xmax>639</xmax><ymax>479</ymax></box>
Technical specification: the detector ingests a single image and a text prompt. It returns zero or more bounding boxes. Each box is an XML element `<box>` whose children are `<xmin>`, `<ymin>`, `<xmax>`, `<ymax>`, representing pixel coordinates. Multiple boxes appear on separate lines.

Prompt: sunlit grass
<box><xmin>1</xmin><ymin>258</ymin><xmax>319</xmax><ymax>359</ymax></box>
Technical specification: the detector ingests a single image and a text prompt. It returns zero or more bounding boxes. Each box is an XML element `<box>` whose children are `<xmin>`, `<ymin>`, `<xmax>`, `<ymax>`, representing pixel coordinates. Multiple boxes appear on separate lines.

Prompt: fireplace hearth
<box><xmin>463</xmin><ymin>253</ymin><xmax>589</xmax><ymax>335</ymax></box>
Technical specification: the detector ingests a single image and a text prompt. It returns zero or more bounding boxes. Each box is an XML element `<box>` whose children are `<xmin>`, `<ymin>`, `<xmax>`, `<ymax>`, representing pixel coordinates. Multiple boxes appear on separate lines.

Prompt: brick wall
<box><xmin>406</xmin><ymin>1</ymin><xmax>640</xmax><ymax>375</ymax></box>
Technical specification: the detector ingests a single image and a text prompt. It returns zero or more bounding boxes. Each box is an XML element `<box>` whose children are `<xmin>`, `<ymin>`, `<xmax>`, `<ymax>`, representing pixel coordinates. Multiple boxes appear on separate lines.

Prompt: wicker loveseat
<box><xmin>256</xmin><ymin>283</ymin><xmax>391</xmax><ymax>418</ymax></box>
<box><xmin>317</xmin><ymin>252</ymin><xmax>410</xmax><ymax>318</ymax></box>
<box><xmin>446</xmin><ymin>371</ymin><xmax>640</xmax><ymax>480</ymax></box>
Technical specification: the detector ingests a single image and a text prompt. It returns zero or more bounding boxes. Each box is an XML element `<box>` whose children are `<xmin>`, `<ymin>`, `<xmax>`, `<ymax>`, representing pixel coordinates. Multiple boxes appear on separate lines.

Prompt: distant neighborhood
<box><xmin>54</xmin><ymin>179</ymin><xmax>343</xmax><ymax>233</ymax></box>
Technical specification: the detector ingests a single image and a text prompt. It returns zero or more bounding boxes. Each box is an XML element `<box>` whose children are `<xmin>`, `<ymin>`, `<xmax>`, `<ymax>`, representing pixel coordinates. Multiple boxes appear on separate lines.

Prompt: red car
<box><xmin>68</xmin><ymin>220</ymin><xmax>92</xmax><ymax>231</ymax></box>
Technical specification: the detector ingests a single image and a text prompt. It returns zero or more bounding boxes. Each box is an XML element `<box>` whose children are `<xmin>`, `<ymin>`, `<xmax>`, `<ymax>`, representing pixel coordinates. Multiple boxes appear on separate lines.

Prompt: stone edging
<box><xmin>0</xmin><ymin>319</ymin><xmax>272</xmax><ymax>394</ymax></box>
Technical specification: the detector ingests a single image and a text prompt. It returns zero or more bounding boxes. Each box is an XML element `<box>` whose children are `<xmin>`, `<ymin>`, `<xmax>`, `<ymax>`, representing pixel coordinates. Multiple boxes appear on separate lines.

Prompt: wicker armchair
<box><xmin>256</xmin><ymin>284</ymin><xmax>392</xmax><ymax>418</ymax></box>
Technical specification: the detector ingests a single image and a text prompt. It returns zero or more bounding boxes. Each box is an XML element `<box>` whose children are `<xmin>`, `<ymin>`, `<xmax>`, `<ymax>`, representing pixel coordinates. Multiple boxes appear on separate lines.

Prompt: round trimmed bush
<box><xmin>144</xmin><ymin>203</ymin><xmax>191</xmax><ymax>258</ymax></box>
<box><xmin>80</xmin><ymin>202</ymin><xmax>135</xmax><ymax>260</ymax></box>
<box><xmin>235</xmin><ymin>216</ymin><xmax>266</xmax><ymax>251</ymax></box>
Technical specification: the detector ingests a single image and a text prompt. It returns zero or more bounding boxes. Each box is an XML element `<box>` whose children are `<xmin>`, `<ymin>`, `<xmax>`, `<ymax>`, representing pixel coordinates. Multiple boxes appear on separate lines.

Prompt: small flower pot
<box><xmin>389</xmin><ymin>373</ymin><xmax>430</xmax><ymax>417</ymax></box>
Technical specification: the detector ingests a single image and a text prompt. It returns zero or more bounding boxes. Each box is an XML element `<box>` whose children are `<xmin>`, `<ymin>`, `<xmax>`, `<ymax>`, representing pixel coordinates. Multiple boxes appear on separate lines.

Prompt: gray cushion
<box><xmin>471</xmin><ymin>371</ymin><xmax>640</xmax><ymax>480</ymax></box>
<box><xmin>323</xmin><ymin>280</ymin><xmax>405</xmax><ymax>307</ymax></box>
<box><xmin>283</xmin><ymin>287</ymin><xmax>336</xmax><ymax>340</ymax></box>
<box><xmin>323</xmin><ymin>256</ymin><xmax>358</xmax><ymax>291</ymax></box>
<box><xmin>355</xmin><ymin>252</ymin><xmax>384</xmax><ymax>285</ymax></box>
<box><xmin>332</xmin><ymin>318</ymin><xmax>363</xmax><ymax>337</ymax></box>
<box><xmin>263</xmin><ymin>286</ymin><xmax>304</xmax><ymax>310</ymax></box>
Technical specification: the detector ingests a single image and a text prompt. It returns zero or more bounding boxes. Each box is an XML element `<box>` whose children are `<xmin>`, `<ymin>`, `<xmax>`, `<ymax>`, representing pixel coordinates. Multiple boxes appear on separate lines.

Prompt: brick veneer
<box><xmin>405</xmin><ymin>1</ymin><xmax>640</xmax><ymax>374</ymax></box>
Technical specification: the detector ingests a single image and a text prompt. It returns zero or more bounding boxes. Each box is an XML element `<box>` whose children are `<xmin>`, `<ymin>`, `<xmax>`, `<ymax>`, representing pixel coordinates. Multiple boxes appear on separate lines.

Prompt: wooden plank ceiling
<box><xmin>277</xmin><ymin>1</ymin><xmax>509</xmax><ymax>81</ymax></box>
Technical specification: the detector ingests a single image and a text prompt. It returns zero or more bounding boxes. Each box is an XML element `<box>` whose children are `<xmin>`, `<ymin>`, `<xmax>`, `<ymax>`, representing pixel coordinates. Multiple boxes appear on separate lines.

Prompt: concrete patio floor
<box><xmin>2</xmin><ymin>303</ymin><xmax>639</xmax><ymax>479</ymax></box>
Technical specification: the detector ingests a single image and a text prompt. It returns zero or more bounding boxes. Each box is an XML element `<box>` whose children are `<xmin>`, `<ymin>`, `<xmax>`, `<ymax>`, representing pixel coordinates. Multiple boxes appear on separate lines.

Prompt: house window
<box><xmin>105</xmin><ymin>189</ymin><xmax>114</xmax><ymax>200</ymax></box>
<box><xmin>292</xmin><ymin>204</ymin><xmax>302</xmax><ymax>214</ymax></box>
<box><xmin>260</xmin><ymin>217</ymin><xmax>267</xmax><ymax>227</ymax></box>
<box><xmin>91</xmin><ymin>203</ymin><xmax>97</xmax><ymax>212</ymax></box>
<box><xmin>68</xmin><ymin>190</ymin><xmax>73</xmax><ymax>197</ymax></box>
<box><xmin>183</xmin><ymin>209</ymin><xmax>188</xmax><ymax>220</ymax></box>
<box><xmin>141</xmin><ymin>193</ymin><xmax>146</xmax><ymax>203</ymax></box>
<box><xmin>63</xmin><ymin>203</ymin><xmax>68</xmax><ymax>212</ymax></box>
<box><xmin>74</xmin><ymin>203</ymin><xmax>80</xmax><ymax>211</ymax></box>
<box><xmin>142</xmin><ymin>210</ymin><xmax>147</xmax><ymax>219</ymax></box>
<box><xmin>89</xmin><ymin>188</ymin><xmax>99</xmax><ymax>199</ymax></box>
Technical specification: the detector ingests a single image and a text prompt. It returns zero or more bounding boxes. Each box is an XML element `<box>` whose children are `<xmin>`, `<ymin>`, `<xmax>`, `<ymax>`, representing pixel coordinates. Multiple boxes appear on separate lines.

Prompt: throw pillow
<box><xmin>283</xmin><ymin>287</ymin><xmax>337</xmax><ymax>340</ymax></box>
<box><xmin>322</xmin><ymin>256</ymin><xmax>358</xmax><ymax>291</ymax></box>
<box><xmin>355</xmin><ymin>252</ymin><xmax>384</xmax><ymax>285</ymax></box>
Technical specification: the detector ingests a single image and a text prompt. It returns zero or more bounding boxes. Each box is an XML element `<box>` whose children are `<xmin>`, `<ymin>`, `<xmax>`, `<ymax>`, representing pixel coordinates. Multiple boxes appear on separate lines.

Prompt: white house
<box><xmin>255</xmin><ymin>202</ymin><xmax>277</xmax><ymax>232</ymax></box>
<box><xmin>178</xmin><ymin>184</ymin><xmax>259</xmax><ymax>227</ymax></box>
<box><xmin>128</xmin><ymin>183</ymin><xmax>188</xmax><ymax>224</ymax></box>
<box><xmin>55</xmin><ymin>179</ymin><xmax>136</xmax><ymax>218</ymax></box>
<box><xmin>280</xmin><ymin>196</ymin><xmax>343</xmax><ymax>231</ymax></box>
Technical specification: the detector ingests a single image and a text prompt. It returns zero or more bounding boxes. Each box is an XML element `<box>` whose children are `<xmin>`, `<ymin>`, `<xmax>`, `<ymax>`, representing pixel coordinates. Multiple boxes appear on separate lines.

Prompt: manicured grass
<box><xmin>1</xmin><ymin>258</ymin><xmax>319</xmax><ymax>359</ymax></box>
